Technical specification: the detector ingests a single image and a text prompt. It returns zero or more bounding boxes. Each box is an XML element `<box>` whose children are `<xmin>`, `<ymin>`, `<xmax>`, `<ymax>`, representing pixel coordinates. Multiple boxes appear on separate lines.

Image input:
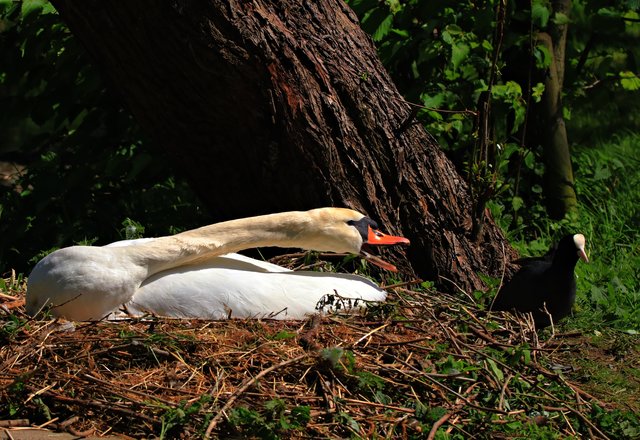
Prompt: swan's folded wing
<box><xmin>124</xmin><ymin>257</ymin><xmax>385</xmax><ymax>320</ymax></box>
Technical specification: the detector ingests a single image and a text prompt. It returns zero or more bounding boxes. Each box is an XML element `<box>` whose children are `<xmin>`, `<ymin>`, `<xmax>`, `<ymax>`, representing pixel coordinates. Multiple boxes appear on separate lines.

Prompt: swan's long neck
<box><xmin>125</xmin><ymin>211</ymin><xmax>318</xmax><ymax>276</ymax></box>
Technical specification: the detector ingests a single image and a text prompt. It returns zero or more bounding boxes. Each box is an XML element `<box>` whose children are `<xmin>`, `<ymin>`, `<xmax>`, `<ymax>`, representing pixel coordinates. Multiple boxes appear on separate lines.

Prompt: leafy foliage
<box><xmin>0</xmin><ymin>2</ymin><xmax>206</xmax><ymax>273</ymax></box>
<box><xmin>347</xmin><ymin>0</ymin><xmax>640</xmax><ymax>330</ymax></box>
<box><xmin>348</xmin><ymin>0</ymin><xmax>640</xmax><ymax>229</ymax></box>
<box><xmin>228</xmin><ymin>399</ymin><xmax>310</xmax><ymax>439</ymax></box>
<box><xmin>158</xmin><ymin>394</ymin><xmax>212</xmax><ymax>440</ymax></box>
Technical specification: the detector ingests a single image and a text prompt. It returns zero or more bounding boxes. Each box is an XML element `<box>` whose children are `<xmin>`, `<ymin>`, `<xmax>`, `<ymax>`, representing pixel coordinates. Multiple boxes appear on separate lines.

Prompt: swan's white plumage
<box><xmin>26</xmin><ymin>208</ymin><xmax>398</xmax><ymax>321</ymax></box>
<box><xmin>123</xmin><ymin>253</ymin><xmax>385</xmax><ymax>320</ymax></box>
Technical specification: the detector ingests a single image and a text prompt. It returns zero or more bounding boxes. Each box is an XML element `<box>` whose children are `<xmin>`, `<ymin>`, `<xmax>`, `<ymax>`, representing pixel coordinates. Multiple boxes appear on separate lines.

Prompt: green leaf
<box><xmin>320</xmin><ymin>347</ymin><xmax>344</xmax><ymax>368</ymax></box>
<box><xmin>593</xmin><ymin>164</ymin><xmax>612</xmax><ymax>181</ymax></box>
<box><xmin>486</xmin><ymin>358</ymin><xmax>504</xmax><ymax>381</ymax></box>
<box><xmin>512</xmin><ymin>196</ymin><xmax>524</xmax><ymax>212</ymax></box>
<box><xmin>451</xmin><ymin>42</ymin><xmax>470</xmax><ymax>70</ymax></box>
<box><xmin>597</xmin><ymin>7</ymin><xmax>622</xmax><ymax>18</ymax></box>
<box><xmin>21</xmin><ymin>0</ymin><xmax>47</xmax><ymax>19</ymax></box>
<box><xmin>421</xmin><ymin>92</ymin><xmax>444</xmax><ymax>109</ymax></box>
<box><xmin>512</xmin><ymin>102</ymin><xmax>526</xmax><ymax>133</ymax></box>
<box><xmin>441</xmin><ymin>29</ymin><xmax>453</xmax><ymax>45</ymax></box>
<box><xmin>386</xmin><ymin>0</ymin><xmax>402</xmax><ymax>14</ymax></box>
<box><xmin>446</xmin><ymin>24</ymin><xmax>463</xmax><ymax>35</ymax></box>
<box><xmin>265</xmin><ymin>398</ymin><xmax>285</xmax><ymax>413</ymax></box>
<box><xmin>532</xmin><ymin>82</ymin><xmax>546</xmax><ymax>102</ymax></box>
<box><xmin>552</xmin><ymin>12</ymin><xmax>571</xmax><ymax>25</ymax></box>
<box><xmin>524</xmin><ymin>152</ymin><xmax>535</xmax><ymax>170</ymax></box>
<box><xmin>390</xmin><ymin>28</ymin><xmax>409</xmax><ymax>38</ymax></box>
<box><xmin>337</xmin><ymin>411</ymin><xmax>360</xmax><ymax>432</ymax></box>
<box><xmin>534</xmin><ymin>44</ymin><xmax>552</xmax><ymax>69</ymax></box>
<box><xmin>290</xmin><ymin>406</ymin><xmax>311</xmax><ymax>426</ymax></box>
<box><xmin>620</xmin><ymin>71</ymin><xmax>640</xmax><ymax>91</ymax></box>
<box><xmin>361</xmin><ymin>7</ymin><xmax>394</xmax><ymax>42</ymax></box>
<box><xmin>372</xmin><ymin>14</ymin><xmax>394</xmax><ymax>41</ymax></box>
<box><xmin>272</xmin><ymin>330</ymin><xmax>296</xmax><ymax>340</ymax></box>
<box><xmin>0</xmin><ymin>0</ymin><xmax>14</xmax><ymax>12</ymax></box>
<box><xmin>532</xmin><ymin>0</ymin><xmax>550</xmax><ymax>27</ymax></box>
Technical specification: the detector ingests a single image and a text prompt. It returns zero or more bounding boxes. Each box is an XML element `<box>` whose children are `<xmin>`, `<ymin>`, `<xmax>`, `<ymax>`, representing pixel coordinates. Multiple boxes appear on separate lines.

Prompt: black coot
<box><xmin>491</xmin><ymin>234</ymin><xmax>589</xmax><ymax>328</ymax></box>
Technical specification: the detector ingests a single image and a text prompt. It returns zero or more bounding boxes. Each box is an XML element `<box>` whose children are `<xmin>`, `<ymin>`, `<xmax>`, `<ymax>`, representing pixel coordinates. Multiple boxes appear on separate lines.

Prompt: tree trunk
<box><xmin>49</xmin><ymin>0</ymin><xmax>517</xmax><ymax>293</ymax></box>
<box><xmin>538</xmin><ymin>0</ymin><xmax>577</xmax><ymax>219</ymax></box>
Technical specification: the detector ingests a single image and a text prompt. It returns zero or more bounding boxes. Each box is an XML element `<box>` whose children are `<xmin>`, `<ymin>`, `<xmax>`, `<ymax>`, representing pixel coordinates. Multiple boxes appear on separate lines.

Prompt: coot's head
<box><xmin>557</xmin><ymin>234</ymin><xmax>589</xmax><ymax>264</ymax></box>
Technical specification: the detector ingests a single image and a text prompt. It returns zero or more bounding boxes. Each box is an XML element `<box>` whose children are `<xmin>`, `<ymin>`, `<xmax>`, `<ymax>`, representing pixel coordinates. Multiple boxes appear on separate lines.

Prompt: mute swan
<box><xmin>26</xmin><ymin>208</ymin><xmax>410</xmax><ymax>321</ymax></box>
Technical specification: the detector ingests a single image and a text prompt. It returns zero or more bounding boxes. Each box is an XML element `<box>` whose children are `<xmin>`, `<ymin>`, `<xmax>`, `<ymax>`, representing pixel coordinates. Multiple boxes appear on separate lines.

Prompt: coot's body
<box><xmin>492</xmin><ymin>234</ymin><xmax>588</xmax><ymax>328</ymax></box>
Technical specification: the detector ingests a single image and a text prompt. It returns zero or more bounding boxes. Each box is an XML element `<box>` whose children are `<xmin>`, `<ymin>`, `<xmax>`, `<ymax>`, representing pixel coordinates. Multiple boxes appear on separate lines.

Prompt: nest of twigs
<box><xmin>0</xmin><ymin>264</ymin><xmax>618</xmax><ymax>439</ymax></box>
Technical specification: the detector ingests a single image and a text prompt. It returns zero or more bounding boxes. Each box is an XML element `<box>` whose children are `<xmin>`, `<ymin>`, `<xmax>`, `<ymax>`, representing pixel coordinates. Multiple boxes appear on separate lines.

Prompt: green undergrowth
<box><xmin>492</xmin><ymin>131</ymin><xmax>640</xmax><ymax>332</ymax></box>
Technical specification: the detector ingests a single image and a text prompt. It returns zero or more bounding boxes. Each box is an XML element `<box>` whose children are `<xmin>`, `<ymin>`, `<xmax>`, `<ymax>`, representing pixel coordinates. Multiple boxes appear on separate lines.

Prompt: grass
<box><xmin>572</xmin><ymin>132</ymin><xmax>640</xmax><ymax>331</ymax></box>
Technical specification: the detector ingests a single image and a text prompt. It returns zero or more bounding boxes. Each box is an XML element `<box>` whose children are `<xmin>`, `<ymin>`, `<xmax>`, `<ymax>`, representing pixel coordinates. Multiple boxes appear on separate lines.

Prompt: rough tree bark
<box><xmin>49</xmin><ymin>0</ymin><xmax>517</xmax><ymax>293</ymax></box>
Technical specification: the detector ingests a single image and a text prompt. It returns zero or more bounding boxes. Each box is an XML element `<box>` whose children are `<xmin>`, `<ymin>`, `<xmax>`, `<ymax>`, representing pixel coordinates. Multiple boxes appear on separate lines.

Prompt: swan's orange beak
<box><xmin>366</xmin><ymin>226</ymin><xmax>410</xmax><ymax>246</ymax></box>
<box><xmin>362</xmin><ymin>226</ymin><xmax>410</xmax><ymax>272</ymax></box>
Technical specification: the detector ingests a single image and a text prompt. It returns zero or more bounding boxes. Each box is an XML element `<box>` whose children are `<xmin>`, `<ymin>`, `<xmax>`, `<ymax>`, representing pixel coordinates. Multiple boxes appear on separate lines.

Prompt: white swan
<box><xmin>26</xmin><ymin>208</ymin><xmax>410</xmax><ymax>321</ymax></box>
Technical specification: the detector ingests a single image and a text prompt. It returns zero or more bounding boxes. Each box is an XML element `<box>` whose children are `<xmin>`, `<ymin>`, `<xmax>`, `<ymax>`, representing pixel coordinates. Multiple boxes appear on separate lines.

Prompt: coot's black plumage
<box><xmin>491</xmin><ymin>234</ymin><xmax>589</xmax><ymax>328</ymax></box>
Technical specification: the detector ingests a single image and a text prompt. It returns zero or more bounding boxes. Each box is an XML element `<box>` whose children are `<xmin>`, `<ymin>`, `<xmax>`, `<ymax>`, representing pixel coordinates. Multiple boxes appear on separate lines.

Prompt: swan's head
<box><xmin>304</xmin><ymin>208</ymin><xmax>410</xmax><ymax>271</ymax></box>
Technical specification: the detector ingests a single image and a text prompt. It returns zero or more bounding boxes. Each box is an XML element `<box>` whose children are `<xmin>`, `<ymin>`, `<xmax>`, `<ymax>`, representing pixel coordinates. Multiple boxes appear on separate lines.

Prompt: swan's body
<box><xmin>26</xmin><ymin>208</ymin><xmax>409</xmax><ymax>321</ymax></box>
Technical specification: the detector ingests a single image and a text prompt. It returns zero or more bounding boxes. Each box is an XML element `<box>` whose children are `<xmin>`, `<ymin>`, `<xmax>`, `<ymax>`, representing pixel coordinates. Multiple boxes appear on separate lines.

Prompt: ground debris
<box><xmin>0</xmin><ymin>272</ymin><xmax>634</xmax><ymax>439</ymax></box>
